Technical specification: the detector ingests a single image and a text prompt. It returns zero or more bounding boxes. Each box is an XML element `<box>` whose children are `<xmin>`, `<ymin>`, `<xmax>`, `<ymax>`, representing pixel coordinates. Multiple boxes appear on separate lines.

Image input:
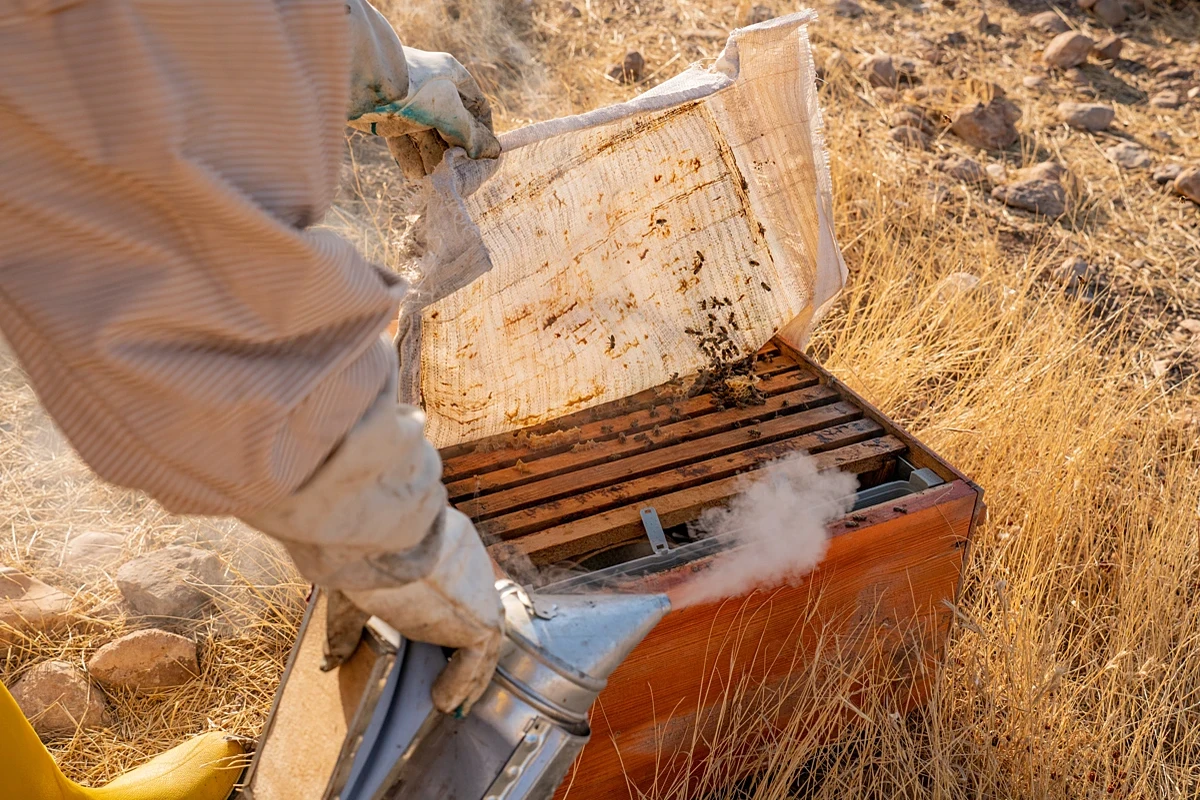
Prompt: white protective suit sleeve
<box><xmin>0</xmin><ymin>0</ymin><xmax>502</xmax><ymax>713</ymax></box>
<box><xmin>242</xmin><ymin>344</ymin><xmax>503</xmax><ymax>716</ymax></box>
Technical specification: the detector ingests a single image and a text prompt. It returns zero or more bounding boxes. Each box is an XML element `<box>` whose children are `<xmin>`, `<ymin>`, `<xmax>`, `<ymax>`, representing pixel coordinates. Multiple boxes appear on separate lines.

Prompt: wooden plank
<box><xmin>552</xmin><ymin>481</ymin><xmax>978</xmax><ymax>800</ymax></box>
<box><xmin>457</xmin><ymin>396</ymin><xmax>856</xmax><ymax>518</ymax></box>
<box><xmin>442</xmin><ymin>365</ymin><xmax>816</xmax><ymax>483</ymax></box>
<box><xmin>487</xmin><ymin>434</ymin><xmax>907</xmax><ymax>562</ymax></box>
<box><xmin>447</xmin><ymin>383</ymin><xmax>841</xmax><ymax>501</ymax></box>
<box><xmin>438</xmin><ymin>348</ymin><xmax>799</xmax><ymax>462</ymax></box>
<box><xmin>475</xmin><ymin>420</ymin><xmax>888</xmax><ymax>538</ymax></box>
<box><xmin>773</xmin><ymin>338</ymin><xmax>979</xmax><ymax>490</ymax></box>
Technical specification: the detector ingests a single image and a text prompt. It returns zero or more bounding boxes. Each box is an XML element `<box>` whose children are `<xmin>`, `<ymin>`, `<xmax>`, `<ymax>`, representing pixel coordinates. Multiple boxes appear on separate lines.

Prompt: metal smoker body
<box><xmin>243</xmin><ymin>581</ymin><xmax>669</xmax><ymax>800</ymax></box>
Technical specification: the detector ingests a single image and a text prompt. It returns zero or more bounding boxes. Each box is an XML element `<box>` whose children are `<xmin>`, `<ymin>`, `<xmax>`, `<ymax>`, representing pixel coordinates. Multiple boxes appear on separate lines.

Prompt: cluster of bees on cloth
<box><xmin>681</xmin><ymin>257</ymin><xmax>768</xmax><ymax>410</ymax></box>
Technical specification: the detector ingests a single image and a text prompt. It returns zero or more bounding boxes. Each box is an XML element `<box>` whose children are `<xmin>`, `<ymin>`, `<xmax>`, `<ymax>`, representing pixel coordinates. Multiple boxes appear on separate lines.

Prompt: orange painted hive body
<box><xmin>439</xmin><ymin>339</ymin><xmax>983</xmax><ymax>800</ymax></box>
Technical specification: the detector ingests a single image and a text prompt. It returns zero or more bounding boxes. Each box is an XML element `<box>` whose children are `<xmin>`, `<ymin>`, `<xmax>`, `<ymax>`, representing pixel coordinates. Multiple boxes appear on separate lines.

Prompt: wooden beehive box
<box><xmin>438</xmin><ymin>339</ymin><xmax>982</xmax><ymax>800</ymax></box>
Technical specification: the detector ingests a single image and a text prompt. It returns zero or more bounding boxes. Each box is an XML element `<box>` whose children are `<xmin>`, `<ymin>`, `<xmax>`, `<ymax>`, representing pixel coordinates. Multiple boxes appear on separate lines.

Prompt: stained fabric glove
<box><xmin>345</xmin><ymin>0</ymin><xmax>500</xmax><ymax>178</ymax></box>
<box><xmin>241</xmin><ymin>343</ymin><xmax>504</xmax><ymax>716</ymax></box>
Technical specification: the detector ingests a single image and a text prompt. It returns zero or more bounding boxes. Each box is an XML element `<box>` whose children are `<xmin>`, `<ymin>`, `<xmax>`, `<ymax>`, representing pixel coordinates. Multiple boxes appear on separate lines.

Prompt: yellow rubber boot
<box><xmin>1</xmin><ymin>681</ymin><xmax>246</xmax><ymax>800</ymax></box>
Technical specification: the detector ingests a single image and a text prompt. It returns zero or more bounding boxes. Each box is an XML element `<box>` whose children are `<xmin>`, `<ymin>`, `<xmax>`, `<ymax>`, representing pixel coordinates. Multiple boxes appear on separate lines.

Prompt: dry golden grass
<box><xmin>3</xmin><ymin>0</ymin><xmax>1199</xmax><ymax>797</ymax></box>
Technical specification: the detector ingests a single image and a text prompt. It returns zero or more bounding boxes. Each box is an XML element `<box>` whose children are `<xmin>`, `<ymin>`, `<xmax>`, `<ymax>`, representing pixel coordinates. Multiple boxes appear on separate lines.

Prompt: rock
<box><xmin>860</xmin><ymin>53</ymin><xmax>898</xmax><ymax>88</ymax></box>
<box><xmin>943</xmin><ymin>31</ymin><xmax>968</xmax><ymax>46</ymax></box>
<box><xmin>1179</xmin><ymin>319</ymin><xmax>1200</xmax><ymax>335</ymax></box>
<box><xmin>1077</xmin><ymin>0</ymin><xmax>1097</xmax><ymax>8</ymax></box>
<box><xmin>1018</xmin><ymin>161</ymin><xmax>1069</xmax><ymax>183</ymax></box>
<box><xmin>0</xmin><ymin>568</ymin><xmax>71</xmax><ymax>645</ymax></box>
<box><xmin>10</xmin><ymin>661</ymin><xmax>108</xmax><ymax>739</ymax></box>
<box><xmin>88</xmin><ymin>629</ymin><xmax>199</xmax><ymax>689</ymax></box>
<box><xmin>889</xmin><ymin>125</ymin><xmax>931</xmax><ymax>148</ymax></box>
<box><xmin>976</xmin><ymin>12</ymin><xmax>1000</xmax><ymax>35</ymax></box>
<box><xmin>1105</xmin><ymin>142</ymin><xmax>1152</xmax><ymax>170</ymax></box>
<box><xmin>1065</xmin><ymin>67</ymin><xmax>1090</xmax><ymax>87</ymax></box>
<box><xmin>1157</xmin><ymin>67</ymin><xmax>1193</xmax><ymax>81</ymax></box>
<box><xmin>559</xmin><ymin>1</ymin><xmax>581</xmax><ymax>16</ymax></box>
<box><xmin>1030</xmin><ymin>11</ymin><xmax>1070</xmax><ymax>34</ymax></box>
<box><xmin>985</xmin><ymin>163</ymin><xmax>1008</xmax><ymax>183</ymax></box>
<box><xmin>1149</xmin><ymin>90</ymin><xmax>1183</xmax><ymax>109</ymax></box>
<box><xmin>115</xmin><ymin>546</ymin><xmax>223</xmax><ymax>620</ymax></box>
<box><xmin>1043</xmin><ymin>32</ymin><xmax>1094</xmax><ymax>69</ymax></box>
<box><xmin>991</xmin><ymin>179</ymin><xmax>1067</xmax><ymax>217</ymax></box>
<box><xmin>1093</xmin><ymin>35</ymin><xmax>1125</xmax><ymax>61</ymax></box>
<box><xmin>950</xmin><ymin>98</ymin><xmax>1021</xmax><ymax>150</ymax></box>
<box><xmin>1176</xmin><ymin>168</ymin><xmax>1200</xmax><ymax>204</ymax></box>
<box><xmin>1058</xmin><ymin>102</ymin><xmax>1115</xmax><ymax>131</ymax></box>
<box><xmin>833</xmin><ymin>0</ymin><xmax>865</xmax><ymax>17</ymax></box>
<box><xmin>893</xmin><ymin>57</ymin><xmax>920</xmax><ymax>84</ymax></box>
<box><xmin>1189</xmin><ymin>87</ymin><xmax>1200</xmax><ymax>101</ymax></box>
<box><xmin>745</xmin><ymin>4</ymin><xmax>776</xmax><ymax>24</ymax></box>
<box><xmin>608</xmin><ymin>51</ymin><xmax>644</xmax><ymax>85</ymax></box>
<box><xmin>1153</xmin><ymin>163</ymin><xmax>1184</xmax><ymax>185</ymax></box>
<box><xmin>892</xmin><ymin>109</ymin><xmax>935</xmax><ymax>134</ymax></box>
<box><xmin>63</xmin><ymin>531</ymin><xmax>125</xmax><ymax>569</ymax></box>
<box><xmin>939</xmin><ymin>155</ymin><xmax>988</xmax><ymax>184</ymax></box>
<box><xmin>1090</xmin><ymin>0</ymin><xmax>1126</xmax><ymax>25</ymax></box>
<box><xmin>1053</xmin><ymin>256</ymin><xmax>1091</xmax><ymax>289</ymax></box>
<box><xmin>936</xmin><ymin>272</ymin><xmax>981</xmax><ymax>301</ymax></box>
<box><xmin>1023</xmin><ymin>75</ymin><xmax>1047</xmax><ymax>90</ymax></box>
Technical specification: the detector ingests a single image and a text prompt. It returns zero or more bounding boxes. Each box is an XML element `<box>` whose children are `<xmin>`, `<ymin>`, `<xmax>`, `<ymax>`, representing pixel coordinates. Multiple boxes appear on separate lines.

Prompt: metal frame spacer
<box><xmin>639</xmin><ymin>507</ymin><xmax>670</xmax><ymax>556</ymax></box>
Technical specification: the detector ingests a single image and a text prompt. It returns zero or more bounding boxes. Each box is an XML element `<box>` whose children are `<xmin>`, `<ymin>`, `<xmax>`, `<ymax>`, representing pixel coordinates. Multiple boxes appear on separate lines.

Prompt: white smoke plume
<box><xmin>674</xmin><ymin>452</ymin><xmax>859</xmax><ymax>608</ymax></box>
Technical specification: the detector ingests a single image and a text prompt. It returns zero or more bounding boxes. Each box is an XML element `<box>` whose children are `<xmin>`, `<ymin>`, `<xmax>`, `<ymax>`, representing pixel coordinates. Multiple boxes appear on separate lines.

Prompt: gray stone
<box><xmin>1023</xmin><ymin>75</ymin><xmax>1047</xmax><ymax>89</ymax></box>
<box><xmin>1030</xmin><ymin>11</ymin><xmax>1069</xmax><ymax>34</ymax></box>
<box><xmin>88</xmin><ymin>629</ymin><xmax>199</xmax><ymax>689</ymax></box>
<box><xmin>1093</xmin><ymin>35</ymin><xmax>1124</xmax><ymax>61</ymax></box>
<box><xmin>892</xmin><ymin>110</ymin><xmax>936</xmax><ymax>134</ymax></box>
<box><xmin>861</xmin><ymin>53</ymin><xmax>898</xmax><ymax>88</ymax></box>
<box><xmin>1153</xmin><ymin>163</ymin><xmax>1184</xmax><ymax>185</ymax></box>
<box><xmin>1043</xmin><ymin>32</ymin><xmax>1095</xmax><ymax>69</ymax></box>
<box><xmin>991</xmin><ymin>179</ymin><xmax>1067</xmax><ymax>217</ymax></box>
<box><xmin>1158</xmin><ymin>67</ymin><xmax>1194</xmax><ymax>81</ymax></box>
<box><xmin>11</xmin><ymin>661</ymin><xmax>109</xmax><ymax>739</ymax></box>
<box><xmin>889</xmin><ymin>125</ymin><xmax>931</xmax><ymax>148</ymax></box>
<box><xmin>0</xmin><ymin>568</ymin><xmax>71</xmax><ymax>645</ymax></box>
<box><xmin>1106</xmin><ymin>142</ymin><xmax>1152</xmax><ymax>170</ymax></box>
<box><xmin>1176</xmin><ymin>168</ymin><xmax>1200</xmax><ymax>204</ymax></box>
<box><xmin>63</xmin><ymin>531</ymin><xmax>125</xmax><ymax>569</ymax></box>
<box><xmin>1058</xmin><ymin>102</ymin><xmax>1115</xmax><ymax>131</ymax></box>
<box><xmin>833</xmin><ymin>0</ymin><xmax>865</xmax><ymax>17</ymax></box>
<box><xmin>950</xmin><ymin>98</ymin><xmax>1022</xmax><ymax>150</ymax></box>
<box><xmin>745</xmin><ymin>4</ymin><xmax>776</xmax><ymax>24</ymax></box>
<box><xmin>1090</xmin><ymin>0</ymin><xmax>1126</xmax><ymax>25</ymax></box>
<box><xmin>1018</xmin><ymin>161</ymin><xmax>1069</xmax><ymax>184</ymax></box>
<box><xmin>116</xmin><ymin>546</ymin><xmax>223</xmax><ymax>620</ymax></box>
<box><xmin>1149</xmin><ymin>90</ymin><xmax>1183</xmax><ymax>109</ymax></box>
<box><xmin>939</xmin><ymin>155</ymin><xmax>988</xmax><ymax>184</ymax></box>
<box><xmin>608</xmin><ymin>51</ymin><xmax>644</xmax><ymax>85</ymax></box>
<box><xmin>1053</xmin><ymin>256</ymin><xmax>1091</xmax><ymax>289</ymax></box>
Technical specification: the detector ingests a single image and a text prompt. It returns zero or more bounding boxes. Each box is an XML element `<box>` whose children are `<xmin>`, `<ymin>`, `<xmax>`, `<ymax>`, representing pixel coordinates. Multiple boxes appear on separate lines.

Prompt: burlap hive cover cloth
<box><xmin>401</xmin><ymin>10</ymin><xmax>846</xmax><ymax>447</ymax></box>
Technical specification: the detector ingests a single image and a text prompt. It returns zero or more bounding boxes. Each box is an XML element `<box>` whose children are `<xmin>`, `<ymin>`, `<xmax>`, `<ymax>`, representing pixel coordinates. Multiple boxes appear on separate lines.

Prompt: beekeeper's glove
<box><xmin>240</xmin><ymin>345</ymin><xmax>503</xmax><ymax>716</ymax></box>
<box><xmin>345</xmin><ymin>0</ymin><xmax>500</xmax><ymax>178</ymax></box>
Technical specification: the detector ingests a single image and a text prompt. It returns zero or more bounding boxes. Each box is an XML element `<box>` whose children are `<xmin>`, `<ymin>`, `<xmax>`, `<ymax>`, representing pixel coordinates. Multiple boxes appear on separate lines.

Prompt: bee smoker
<box><xmin>242</xmin><ymin>581</ymin><xmax>670</xmax><ymax>800</ymax></box>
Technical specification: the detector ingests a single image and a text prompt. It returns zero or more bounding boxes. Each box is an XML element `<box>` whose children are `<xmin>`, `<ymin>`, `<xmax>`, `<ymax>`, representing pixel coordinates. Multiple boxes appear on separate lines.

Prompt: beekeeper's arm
<box><xmin>0</xmin><ymin>0</ymin><xmax>499</xmax><ymax>714</ymax></box>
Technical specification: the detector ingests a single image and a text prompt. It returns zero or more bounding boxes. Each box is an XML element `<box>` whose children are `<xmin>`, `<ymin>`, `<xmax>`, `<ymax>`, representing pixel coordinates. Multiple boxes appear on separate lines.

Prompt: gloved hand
<box><xmin>345</xmin><ymin>0</ymin><xmax>500</xmax><ymax>179</ymax></box>
<box><xmin>240</xmin><ymin>345</ymin><xmax>504</xmax><ymax>716</ymax></box>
